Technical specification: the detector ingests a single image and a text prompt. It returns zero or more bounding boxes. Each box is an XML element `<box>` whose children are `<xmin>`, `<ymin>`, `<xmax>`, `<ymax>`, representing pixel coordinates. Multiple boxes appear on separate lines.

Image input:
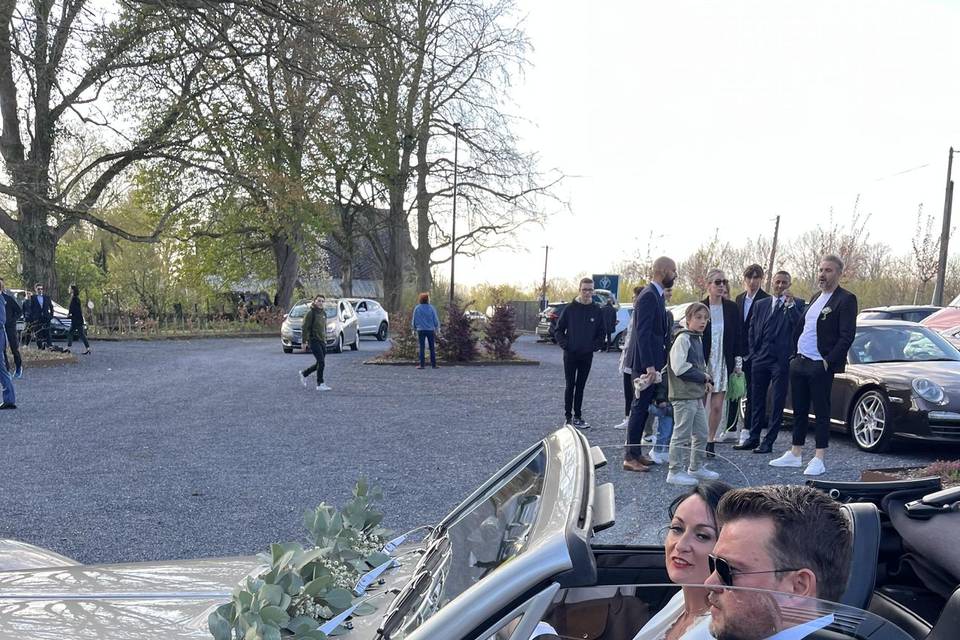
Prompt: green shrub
<box><xmin>439</xmin><ymin>303</ymin><xmax>477</xmax><ymax>362</ymax></box>
<box><xmin>483</xmin><ymin>303</ymin><xmax>519</xmax><ymax>360</ymax></box>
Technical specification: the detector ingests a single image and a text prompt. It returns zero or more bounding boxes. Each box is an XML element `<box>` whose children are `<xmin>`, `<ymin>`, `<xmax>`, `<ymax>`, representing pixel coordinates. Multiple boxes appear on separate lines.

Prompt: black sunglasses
<box><xmin>711</xmin><ymin>279</ymin><xmax>729</xmax><ymax>287</ymax></box>
<box><xmin>708</xmin><ymin>554</ymin><xmax>800</xmax><ymax>587</ymax></box>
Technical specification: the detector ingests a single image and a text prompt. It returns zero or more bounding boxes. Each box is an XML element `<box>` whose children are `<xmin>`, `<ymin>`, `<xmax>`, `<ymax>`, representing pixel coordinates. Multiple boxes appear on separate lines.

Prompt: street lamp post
<box><xmin>449</xmin><ymin>123</ymin><xmax>461</xmax><ymax>308</ymax></box>
<box><xmin>933</xmin><ymin>147</ymin><xmax>958</xmax><ymax>306</ymax></box>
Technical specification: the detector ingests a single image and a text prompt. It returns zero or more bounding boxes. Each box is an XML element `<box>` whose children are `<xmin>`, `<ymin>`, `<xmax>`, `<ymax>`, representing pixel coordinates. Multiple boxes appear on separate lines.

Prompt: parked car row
<box><xmin>6</xmin><ymin>288</ymin><xmax>73</xmax><ymax>341</ymax></box>
<box><xmin>280</xmin><ymin>297</ymin><xmax>389</xmax><ymax>354</ymax></box>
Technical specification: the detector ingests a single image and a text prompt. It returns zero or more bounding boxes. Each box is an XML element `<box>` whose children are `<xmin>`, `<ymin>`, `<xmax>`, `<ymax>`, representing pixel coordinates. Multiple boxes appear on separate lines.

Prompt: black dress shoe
<box><xmin>0</xmin><ymin>403</ymin><xmax>16</xmax><ymax>409</ymax></box>
<box><xmin>733</xmin><ymin>439</ymin><xmax>759</xmax><ymax>451</ymax></box>
<box><xmin>705</xmin><ymin>442</ymin><xmax>715</xmax><ymax>458</ymax></box>
<box><xmin>753</xmin><ymin>444</ymin><xmax>773</xmax><ymax>454</ymax></box>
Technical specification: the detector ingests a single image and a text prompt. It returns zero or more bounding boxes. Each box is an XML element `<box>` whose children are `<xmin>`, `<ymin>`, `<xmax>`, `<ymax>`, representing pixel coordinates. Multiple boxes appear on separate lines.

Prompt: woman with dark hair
<box><xmin>411</xmin><ymin>292</ymin><xmax>440</xmax><ymax>369</ymax></box>
<box><xmin>66</xmin><ymin>284</ymin><xmax>91</xmax><ymax>355</ymax></box>
<box><xmin>633</xmin><ymin>480</ymin><xmax>733</xmax><ymax>640</ymax></box>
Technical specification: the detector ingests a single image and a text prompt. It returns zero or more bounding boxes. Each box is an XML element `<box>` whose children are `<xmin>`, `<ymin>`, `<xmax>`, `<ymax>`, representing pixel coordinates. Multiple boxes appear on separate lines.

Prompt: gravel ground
<box><xmin>0</xmin><ymin>334</ymin><xmax>955</xmax><ymax>564</ymax></box>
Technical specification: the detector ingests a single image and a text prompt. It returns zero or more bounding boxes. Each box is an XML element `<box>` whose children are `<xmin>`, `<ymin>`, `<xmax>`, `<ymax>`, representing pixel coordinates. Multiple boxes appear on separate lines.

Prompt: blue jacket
<box><xmin>749</xmin><ymin>296</ymin><xmax>806</xmax><ymax>368</ymax></box>
<box><xmin>629</xmin><ymin>284</ymin><xmax>668</xmax><ymax>375</ymax></box>
<box><xmin>412</xmin><ymin>303</ymin><xmax>441</xmax><ymax>331</ymax></box>
<box><xmin>0</xmin><ymin>296</ymin><xmax>7</xmax><ymax>351</ymax></box>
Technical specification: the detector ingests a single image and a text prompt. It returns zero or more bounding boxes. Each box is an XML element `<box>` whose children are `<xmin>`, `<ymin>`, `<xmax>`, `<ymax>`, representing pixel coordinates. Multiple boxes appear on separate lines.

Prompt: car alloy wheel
<box><xmin>333</xmin><ymin>333</ymin><xmax>344</xmax><ymax>354</ymax></box>
<box><xmin>851</xmin><ymin>390</ymin><xmax>892</xmax><ymax>452</ymax></box>
<box><xmin>350</xmin><ymin>331</ymin><xmax>359</xmax><ymax>351</ymax></box>
<box><xmin>377</xmin><ymin>321</ymin><xmax>388</xmax><ymax>341</ymax></box>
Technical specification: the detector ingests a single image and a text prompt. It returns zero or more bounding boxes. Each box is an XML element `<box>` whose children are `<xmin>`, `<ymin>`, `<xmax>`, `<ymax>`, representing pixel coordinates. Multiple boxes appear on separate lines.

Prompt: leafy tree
<box><xmin>439</xmin><ymin>302</ymin><xmax>477</xmax><ymax>361</ymax></box>
<box><xmin>483</xmin><ymin>301</ymin><xmax>518</xmax><ymax>360</ymax></box>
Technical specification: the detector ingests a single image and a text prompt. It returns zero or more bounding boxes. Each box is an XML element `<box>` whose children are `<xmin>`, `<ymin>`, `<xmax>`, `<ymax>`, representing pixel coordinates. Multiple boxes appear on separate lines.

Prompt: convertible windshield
<box><xmin>380</xmin><ymin>444</ymin><xmax>547</xmax><ymax>638</ymax></box>
<box><xmin>850</xmin><ymin>325</ymin><xmax>960</xmax><ymax>364</ymax></box>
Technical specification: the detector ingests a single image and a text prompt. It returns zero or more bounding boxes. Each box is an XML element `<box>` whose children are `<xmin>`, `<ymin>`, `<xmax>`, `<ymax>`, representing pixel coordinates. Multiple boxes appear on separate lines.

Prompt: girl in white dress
<box><xmin>633</xmin><ymin>481</ymin><xmax>733</xmax><ymax>640</ymax></box>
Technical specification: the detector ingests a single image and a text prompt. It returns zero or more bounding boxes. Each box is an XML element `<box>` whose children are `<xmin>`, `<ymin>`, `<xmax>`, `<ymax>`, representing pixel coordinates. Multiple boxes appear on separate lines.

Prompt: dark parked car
<box><xmin>535</xmin><ymin>302</ymin><xmax>567</xmax><ymax>342</ymax></box>
<box><xmin>858</xmin><ymin>305</ymin><xmax>940</xmax><ymax>323</ymax></box>
<box><xmin>782</xmin><ymin>320</ymin><xmax>960</xmax><ymax>452</ymax></box>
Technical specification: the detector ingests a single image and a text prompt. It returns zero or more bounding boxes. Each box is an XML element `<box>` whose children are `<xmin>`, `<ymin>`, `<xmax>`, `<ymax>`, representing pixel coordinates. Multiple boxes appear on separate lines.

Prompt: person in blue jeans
<box><xmin>649</xmin><ymin>377</ymin><xmax>673</xmax><ymax>464</ymax></box>
<box><xmin>0</xmin><ymin>292</ymin><xmax>16</xmax><ymax>409</ymax></box>
<box><xmin>411</xmin><ymin>292</ymin><xmax>441</xmax><ymax>369</ymax></box>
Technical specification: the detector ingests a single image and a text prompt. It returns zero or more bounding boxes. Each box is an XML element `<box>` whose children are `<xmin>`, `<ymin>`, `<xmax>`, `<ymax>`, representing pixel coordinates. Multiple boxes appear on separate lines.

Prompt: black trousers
<box><xmin>626</xmin><ymin>383</ymin><xmax>657</xmax><ymax>460</ymax></box>
<box><xmin>67</xmin><ymin>324</ymin><xmax>90</xmax><ymax>349</ymax></box>
<box><xmin>622</xmin><ymin>372</ymin><xmax>633</xmax><ymax>417</ymax></box>
<box><xmin>3</xmin><ymin>323</ymin><xmax>20</xmax><ymax>371</ymax></box>
<box><xmin>563</xmin><ymin>351</ymin><xmax>593</xmax><ymax>420</ymax></box>
<box><xmin>35</xmin><ymin>320</ymin><xmax>51</xmax><ymax>349</ymax></box>
<box><xmin>301</xmin><ymin>339</ymin><xmax>326</xmax><ymax>385</ymax></box>
<box><xmin>789</xmin><ymin>356</ymin><xmax>834</xmax><ymax>449</ymax></box>
<box><xmin>749</xmin><ymin>360</ymin><xmax>790</xmax><ymax>446</ymax></box>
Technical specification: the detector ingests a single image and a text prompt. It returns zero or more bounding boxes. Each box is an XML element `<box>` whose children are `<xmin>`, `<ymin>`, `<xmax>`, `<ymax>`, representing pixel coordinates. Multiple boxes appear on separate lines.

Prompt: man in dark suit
<box><xmin>28</xmin><ymin>283</ymin><xmax>54</xmax><ymax>350</ymax></box>
<box><xmin>0</xmin><ymin>278</ymin><xmax>22</xmax><ymax>378</ymax></box>
<box><xmin>770</xmin><ymin>255</ymin><xmax>857</xmax><ymax>476</ymax></box>
<box><xmin>624</xmin><ymin>256</ymin><xmax>677</xmax><ymax>472</ymax></box>
<box><xmin>729</xmin><ymin>264</ymin><xmax>769</xmax><ymax>442</ymax></box>
<box><xmin>735</xmin><ymin>270</ymin><xmax>805</xmax><ymax>453</ymax></box>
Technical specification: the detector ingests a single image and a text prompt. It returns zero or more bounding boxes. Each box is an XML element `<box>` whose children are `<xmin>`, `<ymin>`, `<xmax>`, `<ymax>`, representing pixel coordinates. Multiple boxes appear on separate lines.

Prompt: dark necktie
<box><xmin>771</xmin><ymin>298</ymin><xmax>782</xmax><ymax>320</ymax></box>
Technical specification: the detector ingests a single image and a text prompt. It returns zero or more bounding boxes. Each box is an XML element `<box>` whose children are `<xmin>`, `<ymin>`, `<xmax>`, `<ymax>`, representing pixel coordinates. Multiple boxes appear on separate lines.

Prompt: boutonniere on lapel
<box><xmin>820</xmin><ymin>306</ymin><xmax>833</xmax><ymax>320</ymax></box>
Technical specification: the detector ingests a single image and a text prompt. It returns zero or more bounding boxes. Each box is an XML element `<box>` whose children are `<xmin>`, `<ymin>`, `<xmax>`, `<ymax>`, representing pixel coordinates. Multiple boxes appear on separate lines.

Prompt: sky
<box><xmin>454</xmin><ymin>0</ymin><xmax>960</xmax><ymax>288</ymax></box>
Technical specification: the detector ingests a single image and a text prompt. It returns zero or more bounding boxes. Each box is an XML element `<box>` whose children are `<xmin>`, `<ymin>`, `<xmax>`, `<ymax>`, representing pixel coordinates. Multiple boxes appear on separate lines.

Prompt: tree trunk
<box><xmin>340</xmin><ymin>258</ymin><xmax>353</xmax><ymax>297</ymax></box>
<box><xmin>15</xmin><ymin>206</ymin><xmax>59</xmax><ymax>297</ymax></box>
<box><xmin>271</xmin><ymin>229</ymin><xmax>301</xmax><ymax>310</ymax></box>
<box><xmin>414</xmin><ymin>109</ymin><xmax>433</xmax><ymax>294</ymax></box>
<box><xmin>383</xmin><ymin>193</ymin><xmax>406</xmax><ymax>314</ymax></box>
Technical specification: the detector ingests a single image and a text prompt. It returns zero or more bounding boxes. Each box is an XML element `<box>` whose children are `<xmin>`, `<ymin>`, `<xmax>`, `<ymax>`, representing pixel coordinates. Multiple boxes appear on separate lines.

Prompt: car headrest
<box><xmin>838</xmin><ymin>503</ymin><xmax>881</xmax><ymax>610</ymax></box>
<box><xmin>926</xmin><ymin>586</ymin><xmax>960</xmax><ymax>640</ymax></box>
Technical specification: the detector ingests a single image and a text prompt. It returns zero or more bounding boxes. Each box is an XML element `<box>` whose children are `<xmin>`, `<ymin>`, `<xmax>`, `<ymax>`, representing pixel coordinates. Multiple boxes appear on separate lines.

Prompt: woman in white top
<box><xmin>700</xmin><ymin>269</ymin><xmax>743</xmax><ymax>457</ymax></box>
<box><xmin>633</xmin><ymin>481</ymin><xmax>733</xmax><ymax>640</ymax></box>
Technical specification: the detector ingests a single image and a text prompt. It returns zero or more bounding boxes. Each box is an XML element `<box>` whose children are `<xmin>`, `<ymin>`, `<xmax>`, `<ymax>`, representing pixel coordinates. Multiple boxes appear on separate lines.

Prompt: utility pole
<box><xmin>932</xmin><ymin>147</ymin><xmax>957</xmax><ymax>306</ymax></box>
<box><xmin>540</xmin><ymin>246</ymin><xmax>550</xmax><ymax>311</ymax></box>
<box><xmin>766</xmin><ymin>215</ymin><xmax>780</xmax><ymax>291</ymax></box>
<box><xmin>449</xmin><ymin>123</ymin><xmax>461</xmax><ymax>308</ymax></box>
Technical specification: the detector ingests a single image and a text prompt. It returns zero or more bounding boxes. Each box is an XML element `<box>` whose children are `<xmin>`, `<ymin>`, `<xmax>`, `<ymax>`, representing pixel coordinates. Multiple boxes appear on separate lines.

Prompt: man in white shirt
<box><xmin>770</xmin><ymin>256</ymin><xmax>858</xmax><ymax>476</ymax></box>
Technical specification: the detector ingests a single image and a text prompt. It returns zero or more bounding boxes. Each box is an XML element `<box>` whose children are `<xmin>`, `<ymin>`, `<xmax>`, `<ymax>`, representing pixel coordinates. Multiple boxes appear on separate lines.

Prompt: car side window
<box><xmin>356</xmin><ymin>301</ymin><xmax>367</xmax><ymax>312</ymax></box>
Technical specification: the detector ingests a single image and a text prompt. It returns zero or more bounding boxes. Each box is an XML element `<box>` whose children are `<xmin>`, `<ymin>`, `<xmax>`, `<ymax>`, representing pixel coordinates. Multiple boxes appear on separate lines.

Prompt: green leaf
<box><xmin>271</xmin><ymin>542</ymin><xmax>302</xmax><ymax>565</ymax></box>
<box><xmin>207</xmin><ymin>606</ymin><xmax>233</xmax><ymax>640</ymax></box>
<box><xmin>259</xmin><ymin>584</ymin><xmax>285</xmax><ymax>607</ymax></box>
<box><xmin>353</xmin><ymin>602</ymin><xmax>377</xmax><ymax>616</ymax></box>
<box><xmin>286</xmin><ymin>615</ymin><xmax>319</xmax><ymax>633</ymax></box>
<box><xmin>238</xmin><ymin>590</ymin><xmax>254</xmax><ymax>610</ymax></box>
<box><xmin>321</xmin><ymin>587</ymin><xmax>354</xmax><ymax>611</ymax></box>
<box><xmin>262</xmin><ymin>624</ymin><xmax>282</xmax><ymax>640</ymax></box>
<box><xmin>259</xmin><ymin>605</ymin><xmax>290</xmax><ymax>626</ymax></box>
<box><xmin>302</xmin><ymin>573</ymin><xmax>335</xmax><ymax>596</ymax></box>
<box><xmin>365</xmin><ymin>551</ymin><xmax>391</xmax><ymax>567</ymax></box>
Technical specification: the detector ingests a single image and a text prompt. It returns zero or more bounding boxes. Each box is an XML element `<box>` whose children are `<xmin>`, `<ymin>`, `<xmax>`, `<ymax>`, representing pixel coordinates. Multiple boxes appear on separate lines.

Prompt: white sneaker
<box><xmin>689</xmin><ymin>467</ymin><xmax>720</xmax><ymax>480</ymax></box>
<box><xmin>804</xmin><ymin>458</ymin><xmax>826</xmax><ymax>476</ymax></box>
<box><xmin>642</xmin><ymin>434</ymin><xmax>655</xmax><ymax>445</ymax></box>
<box><xmin>666</xmin><ymin>471</ymin><xmax>699</xmax><ymax>486</ymax></box>
<box><xmin>614</xmin><ymin>417</ymin><xmax>629</xmax><ymax>430</ymax></box>
<box><xmin>737</xmin><ymin>429</ymin><xmax>750</xmax><ymax>446</ymax></box>
<box><xmin>650</xmin><ymin>451</ymin><xmax>669</xmax><ymax>464</ymax></box>
<box><xmin>317</xmin><ymin>383</ymin><xmax>332</xmax><ymax>391</ymax></box>
<box><xmin>769</xmin><ymin>451</ymin><xmax>803</xmax><ymax>468</ymax></box>
<box><xmin>300</xmin><ymin>372</ymin><xmax>308</xmax><ymax>387</ymax></box>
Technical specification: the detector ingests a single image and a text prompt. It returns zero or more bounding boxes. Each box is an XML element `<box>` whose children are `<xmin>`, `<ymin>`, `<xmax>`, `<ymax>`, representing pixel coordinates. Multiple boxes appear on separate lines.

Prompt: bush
<box><xmin>921</xmin><ymin>459</ymin><xmax>960</xmax><ymax>487</ymax></box>
<box><xmin>384</xmin><ymin>312</ymin><xmax>418</xmax><ymax>360</ymax></box>
<box><xmin>439</xmin><ymin>303</ymin><xmax>477</xmax><ymax>362</ymax></box>
<box><xmin>483</xmin><ymin>302</ymin><xmax>519</xmax><ymax>360</ymax></box>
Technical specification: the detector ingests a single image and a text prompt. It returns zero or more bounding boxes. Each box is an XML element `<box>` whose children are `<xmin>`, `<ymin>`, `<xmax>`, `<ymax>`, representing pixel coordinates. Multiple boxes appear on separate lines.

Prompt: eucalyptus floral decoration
<box><xmin>209</xmin><ymin>479</ymin><xmax>392</xmax><ymax>640</ymax></box>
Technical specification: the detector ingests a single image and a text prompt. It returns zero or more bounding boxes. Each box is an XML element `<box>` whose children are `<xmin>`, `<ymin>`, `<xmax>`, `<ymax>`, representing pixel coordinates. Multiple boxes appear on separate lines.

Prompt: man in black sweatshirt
<box><xmin>555</xmin><ymin>277</ymin><xmax>605</xmax><ymax>429</ymax></box>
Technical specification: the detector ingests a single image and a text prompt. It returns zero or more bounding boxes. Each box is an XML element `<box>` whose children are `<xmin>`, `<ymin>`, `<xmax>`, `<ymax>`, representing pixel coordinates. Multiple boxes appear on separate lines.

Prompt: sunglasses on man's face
<box><xmin>708</xmin><ymin>554</ymin><xmax>800</xmax><ymax>587</ymax></box>
<box><xmin>711</xmin><ymin>279</ymin><xmax>729</xmax><ymax>287</ymax></box>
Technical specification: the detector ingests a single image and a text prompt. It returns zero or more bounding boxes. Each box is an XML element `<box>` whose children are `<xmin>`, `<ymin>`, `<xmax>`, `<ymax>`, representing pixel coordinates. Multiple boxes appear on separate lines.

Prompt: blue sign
<box><xmin>592</xmin><ymin>274</ymin><xmax>620</xmax><ymax>300</ymax></box>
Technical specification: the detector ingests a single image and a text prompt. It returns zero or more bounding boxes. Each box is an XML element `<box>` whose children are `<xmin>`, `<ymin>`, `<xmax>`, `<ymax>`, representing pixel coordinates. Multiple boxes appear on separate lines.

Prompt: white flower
<box><xmin>820</xmin><ymin>306</ymin><xmax>832</xmax><ymax>319</ymax></box>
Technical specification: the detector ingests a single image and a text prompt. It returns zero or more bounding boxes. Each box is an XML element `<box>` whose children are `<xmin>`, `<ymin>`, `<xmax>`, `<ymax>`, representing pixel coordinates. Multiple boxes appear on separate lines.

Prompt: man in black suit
<box><xmin>770</xmin><ymin>255</ymin><xmax>857</xmax><ymax>476</ymax></box>
<box><xmin>624</xmin><ymin>256</ymin><xmax>677</xmax><ymax>472</ymax></box>
<box><xmin>729</xmin><ymin>264</ymin><xmax>770</xmax><ymax>442</ymax></box>
<box><xmin>28</xmin><ymin>283</ymin><xmax>54</xmax><ymax>350</ymax></box>
<box><xmin>0</xmin><ymin>278</ymin><xmax>22</xmax><ymax>378</ymax></box>
<box><xmin>736</xmin><ymin>270</ymin><xmax>805</xmax><ymax>453</ymax></box>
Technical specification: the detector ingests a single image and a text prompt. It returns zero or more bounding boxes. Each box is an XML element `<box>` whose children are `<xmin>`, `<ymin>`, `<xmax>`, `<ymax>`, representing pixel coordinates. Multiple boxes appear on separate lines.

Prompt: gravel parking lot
<box><xmin>1</xmin><ymin>334</ymin><xmax>954</xmax><ymax>564</ymax></box>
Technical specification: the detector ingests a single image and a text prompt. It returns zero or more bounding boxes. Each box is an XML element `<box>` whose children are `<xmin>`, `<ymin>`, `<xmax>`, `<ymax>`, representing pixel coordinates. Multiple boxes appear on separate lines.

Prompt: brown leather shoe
<box><xmin>636</xmin><ymin>454</ymin><xmax>655</xmax><ymax>466</ymax></box>
<box><xmin>623</xmin><ymin>459</ymin><xmax>650</xmax><ymax>472</ymax></box>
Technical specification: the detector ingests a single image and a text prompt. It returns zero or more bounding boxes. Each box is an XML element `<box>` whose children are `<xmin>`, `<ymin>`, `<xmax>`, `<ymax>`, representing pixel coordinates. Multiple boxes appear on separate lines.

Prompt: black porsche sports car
<box><xmin>783</xmin><ymin>320</ymin><xmax>960</xmax><ymax>453</ymax></box>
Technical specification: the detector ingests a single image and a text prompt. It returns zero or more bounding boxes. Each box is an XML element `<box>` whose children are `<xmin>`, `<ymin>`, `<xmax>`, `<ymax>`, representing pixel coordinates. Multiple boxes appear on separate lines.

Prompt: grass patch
<box><xmin>21</xmin><ymin>348</ymin><xmax>78</xmax><ymax>367</ymax></box>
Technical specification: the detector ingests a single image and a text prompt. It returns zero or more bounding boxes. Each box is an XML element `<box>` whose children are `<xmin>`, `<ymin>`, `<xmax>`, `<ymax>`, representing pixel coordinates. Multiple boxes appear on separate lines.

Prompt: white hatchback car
<box><xmin>344</xmin><ymin>298</ymin><xmax>390</xmax><ymax>341</ymax></box>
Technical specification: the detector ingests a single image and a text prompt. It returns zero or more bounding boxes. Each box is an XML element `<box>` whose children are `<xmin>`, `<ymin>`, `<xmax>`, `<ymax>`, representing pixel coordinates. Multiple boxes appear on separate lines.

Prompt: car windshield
<box><xmin>850</xmin><ymin>325</ymin><xmax>960</xmax><ymax>364</ymax></box>
<box><xmin>288</xmin><ymin>304</ymin><xmax>309</xmax><ymax>318</ymax></box>
<box><xmin>324</xmin><ymin>304</ymin><xmax>337</xmax><ymax>319</ymax></box>
<box><xmin>379</xmin><ymin>444</ymin><xmax>547</xmax><ymax>638</ymax></box>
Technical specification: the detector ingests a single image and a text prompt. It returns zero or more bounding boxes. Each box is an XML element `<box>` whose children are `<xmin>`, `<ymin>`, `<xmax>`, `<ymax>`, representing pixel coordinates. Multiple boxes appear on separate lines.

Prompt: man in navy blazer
<box><xmin>28</xmin><ymin>283</ymin><xmax>54</xmax><ymax>350</ymax></box>
<box><xmin>624</xmin><ymin>256</ymin><xmax>677</xmax><ymax>472</ymax></box>
<box><xmin>736</xmin><ymin>270</ymin><xmax>805</xmax><ymax>453</ymax></box>
<box><xmin>771</xmin><ymin>255</ymin><xmax>857</xmax><ymax>476</ymax></box>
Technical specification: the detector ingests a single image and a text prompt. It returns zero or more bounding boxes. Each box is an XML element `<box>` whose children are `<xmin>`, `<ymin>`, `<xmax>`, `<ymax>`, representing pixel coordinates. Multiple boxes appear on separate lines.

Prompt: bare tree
<box><xmin>910</xmin><ymin>204</ymin><xmax>940</xmax><ymax>304</ymax></box>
